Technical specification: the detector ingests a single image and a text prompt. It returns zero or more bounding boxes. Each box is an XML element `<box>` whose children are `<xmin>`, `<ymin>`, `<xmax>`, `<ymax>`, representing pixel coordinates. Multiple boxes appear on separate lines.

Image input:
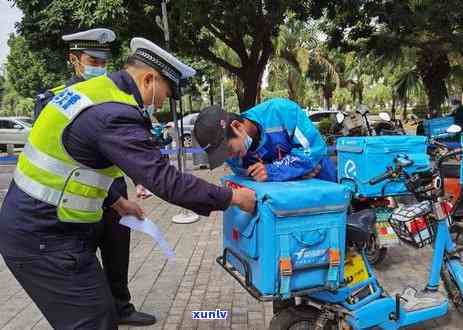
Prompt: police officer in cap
<box><xmin>32</xmin><ymin>28</ymin><xmax>157</xmax><ymax>326</ymax></box>
<box><xmin>34</xmin><ymin>28</ymin><xmax>114</xmax><ymax>120</ymax></box>
<box><xmin>0</xmin><ymin>37</ymin><xmax>255</xmax><ymax>329</ymax></box>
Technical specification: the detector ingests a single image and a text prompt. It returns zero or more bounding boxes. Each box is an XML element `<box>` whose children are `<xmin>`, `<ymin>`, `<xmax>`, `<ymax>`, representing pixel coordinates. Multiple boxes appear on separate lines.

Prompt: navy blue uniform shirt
<box><xmin>0</xmin><ymin>70</ymin><xmax>232</xmax><ymax>256</ymax></box>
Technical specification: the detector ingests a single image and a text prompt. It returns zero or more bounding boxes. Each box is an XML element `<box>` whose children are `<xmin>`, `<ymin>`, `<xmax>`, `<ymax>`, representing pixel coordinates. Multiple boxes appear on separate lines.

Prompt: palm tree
<box><xmin>272</xmin><ymin>15</ymin><xmax>340</xmax><ymax>108</ymax></box>
<box><xmin>394</xmin><ymin>67</ymin><xmax>423</xmax><ymax>120</ymax></box>
<box><xmin>324</xmin><ymin>0</ymin><xmax>463</xmax><ymax>116</ymax></box>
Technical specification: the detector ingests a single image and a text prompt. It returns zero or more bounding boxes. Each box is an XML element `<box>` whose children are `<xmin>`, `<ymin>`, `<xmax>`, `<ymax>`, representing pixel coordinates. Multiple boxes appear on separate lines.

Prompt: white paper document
<box><xmin>120</xmin><ymin>216</ymin><xmax>175</xmax><ymax>261</ymax></box>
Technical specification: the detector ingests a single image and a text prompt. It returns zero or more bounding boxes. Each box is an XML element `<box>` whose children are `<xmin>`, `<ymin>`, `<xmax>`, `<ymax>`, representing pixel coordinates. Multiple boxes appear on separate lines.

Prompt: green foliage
<box><xmin>322</xmin><ymin>0</ymin><xmax>463</xmax><ymax>114</ymax></box>
<box><xmin>394</xmin><ymin>67</ymin><xmax>423</xmax><ymax>101</ymax></box>
<box><xmin>333</xmin><ymin>87</ymin><xmax>352</xmax><ymax>110</ymax></box>
<box><xmin>0</xmin><ymin>78</ymin><xmax>34</xmax><ymax>117</ymax></box>
<box><xmin>10</xmin><ymin>0</ymin><xmax>316</xmax><ymax>111</ymax></box>
<box><xmin>262</xmin><ymin>90</ymin><xmax>289</xmax><ymax>103</ymax></box>
<box><xmin>167</xmin><ymin>1</ymin><xmax>314</xmax><ymax>110</ymax></box>
<box><xmin>5</xmin><ymin>34</ymin><xmax>64</xmax><ymax>98</ymax></box>
<box><xmin>0</xmin><ymin>75</ymin><xmax>5</xmax><ymax>106</ymax></box>
<box><xmin>317</xmin><ymin>118</ymin><xmax>333</xmax><ymax>137</ymax></box>
<box><xmin>365</xmin><ymin>83</ymin><xmax>392</xmax><ymax>110</ymax></box>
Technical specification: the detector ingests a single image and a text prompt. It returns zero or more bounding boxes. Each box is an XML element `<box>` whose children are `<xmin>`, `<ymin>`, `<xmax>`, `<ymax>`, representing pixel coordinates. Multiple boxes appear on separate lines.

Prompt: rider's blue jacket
<box><xmin>226</xmin><ymin>98</ymin><xmax>336</xmax><ymax>182</ymax></box>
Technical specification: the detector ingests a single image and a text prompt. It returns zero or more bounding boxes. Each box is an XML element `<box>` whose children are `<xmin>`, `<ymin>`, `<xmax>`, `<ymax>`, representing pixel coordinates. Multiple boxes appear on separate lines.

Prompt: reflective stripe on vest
<box><xmin>15</xmin><ymin>75</ymin><xmax>138</xmax><ymax>223</ymax></box>
<box><xmin>14</xmin><ymin>168</ymin><xmax>102</xmax><ymax>212</ymax></box>
<box><xmin>22</xmin><ymin>143</ymin><xmax>113</xmax><ymax>191</ymax></box>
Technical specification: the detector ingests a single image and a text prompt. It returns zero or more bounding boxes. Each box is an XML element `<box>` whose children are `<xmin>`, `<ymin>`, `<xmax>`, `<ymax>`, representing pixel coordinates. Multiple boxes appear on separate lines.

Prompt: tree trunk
<box><xmin>358</xmin><ymin>81</ymin><xmax>364</xmax><ymax>105</ymax></box>
<box><xmin>402</xmin><ymin>96</ymin><xmax>408</xmax><ymax>122</ymax></box>
<box><xmin>287</xmin><ymin>70</ymin><xmax>297</xmax><ymax>102</ymax></box>
<box><xmin>209</xmin><ymin>79</ymin><xmax>214</xmax><ymax>105</ymax></box>
<box><xmin>188</xmin><ymin>95</ymin><xmax>193</xmax><ymax>112</ymax></box>
<box><xmin>237</xmin><ymin>67</ymin><xmax>263</xmax><ymax>111</ymax></box>
<box><xmin>323</xmin><ymin>86</ymin><xmax>333</xmax><ymax>110</ymax></box>
<box><xmin>391</xmin><ymin>93</ymin><xmax>396</xmax><ymax>120</ymax></box>
<box><xmin>256</xmin><ymin>70</ymin><xmax>264</xmax><ymax>104</ymax></box>
<box><xmin>416</xmin><ymin>47</ymin><xmax>450</xmax><ymax>118</ymax></box>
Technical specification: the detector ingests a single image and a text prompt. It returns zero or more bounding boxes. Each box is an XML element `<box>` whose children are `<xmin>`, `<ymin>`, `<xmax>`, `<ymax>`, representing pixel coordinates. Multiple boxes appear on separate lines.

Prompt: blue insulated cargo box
<box><xmin>337</xmin><ymin>136</ymin><xmax>430</xmax><ymax>197</ymax></box>
<box><xmin>221</xmin><ymin>176</ymin><xmax>351</xmax><ymax>298</ymax></box>
<box><xmin>424</xmin><ymin>117</ymin><xmax>454</xmax><ymax>138</ymax></box>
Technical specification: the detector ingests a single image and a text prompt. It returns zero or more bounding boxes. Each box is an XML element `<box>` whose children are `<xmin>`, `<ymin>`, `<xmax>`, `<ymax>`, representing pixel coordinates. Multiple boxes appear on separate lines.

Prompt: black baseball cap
<box><xmin>193</xmin><ymin>105</ymin><xmax>234</xmax><ymax>169</ymax></box>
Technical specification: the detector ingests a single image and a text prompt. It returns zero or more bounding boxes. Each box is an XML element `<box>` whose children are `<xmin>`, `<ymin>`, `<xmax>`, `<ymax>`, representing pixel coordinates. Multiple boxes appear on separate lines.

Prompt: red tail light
<box><xmin>409</xmin><ymin>218</ymin><xmax>428</xmax><ymax>234</ymax></box>
<box><xmin>442</xmin><ymin>201</ymin><xmax>454</xmax><ymax>214</ymax></box>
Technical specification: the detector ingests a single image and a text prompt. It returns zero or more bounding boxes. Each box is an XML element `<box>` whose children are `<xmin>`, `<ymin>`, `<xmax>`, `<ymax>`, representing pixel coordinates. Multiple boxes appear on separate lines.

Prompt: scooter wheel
<box><xmin>269</xmin><ymin>305</ymin><xmax>337</xmax><ymax>330</ymax></box>
<box><xmin>273</xmin><ymin>297</ymin><xmax>295</xmax><ymax>315</ymax></box>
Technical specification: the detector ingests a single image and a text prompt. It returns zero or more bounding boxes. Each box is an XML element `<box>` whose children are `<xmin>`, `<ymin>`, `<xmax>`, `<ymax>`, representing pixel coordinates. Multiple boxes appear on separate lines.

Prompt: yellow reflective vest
<box><xmin>15</xmin><ymin>75</ymin><xmax>139</xmax><ymax>223</ymax></box>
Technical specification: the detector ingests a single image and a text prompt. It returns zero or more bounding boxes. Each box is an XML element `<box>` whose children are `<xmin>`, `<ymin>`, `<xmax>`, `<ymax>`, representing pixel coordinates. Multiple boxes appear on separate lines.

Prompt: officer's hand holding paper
<box><xmin>120</xmin><ymin>216</ymin><xmax>175</xmax><ymax>261</ymax></box>
<box><xmin>136</xmin><ymin>184</ymin><xmax>154</xmax><ymax>199</ymax></box>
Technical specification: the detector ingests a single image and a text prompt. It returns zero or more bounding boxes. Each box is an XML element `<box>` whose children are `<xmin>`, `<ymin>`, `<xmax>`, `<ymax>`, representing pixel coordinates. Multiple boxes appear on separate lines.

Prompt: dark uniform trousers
<box><xmin>4</xmin><ymin>237</ymin><xmax>118</xmax><ymax>329</ymax></box>
<box><xmin>96</xmin><ymin>207</ymin><xmax>134</xmax><ymax>317</ymax></box>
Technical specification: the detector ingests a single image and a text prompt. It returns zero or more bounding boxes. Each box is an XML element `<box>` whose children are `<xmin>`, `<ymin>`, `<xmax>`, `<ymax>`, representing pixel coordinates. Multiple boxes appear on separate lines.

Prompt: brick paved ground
<box><xmin>0</xmin><ymin>166</ymin><xmax>463</xmax><ymax>329</ymax></box>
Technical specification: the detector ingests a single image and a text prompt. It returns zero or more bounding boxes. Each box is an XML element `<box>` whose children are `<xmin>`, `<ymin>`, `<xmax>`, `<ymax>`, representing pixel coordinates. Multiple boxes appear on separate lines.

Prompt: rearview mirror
<box><xmin>379</xmin><ymin>112</ymin><xmax>391</xmax><ymax>122</ymax></box>
<box><xmin>336</xmin><ymin>112</ymin><xmax>345</xmax><ymax>124</ymax></box>
<box><xmin>357</xmin><ymin>105</ymin><xmax>369</xmax><ymax>115</ymax></box>
<box><xmin>447</xmin><ymin>124</ymin><xmax>462</xmax><ymax>134</ymax></box>
<box><xmin>13</xmin><ymin>124</ymin><xmax>23</xmax><ymax>130</ymax></box>
<box><xmin>395</xmin><ymin>156</ymin><xmax>414</xmax><ymax>168</ymax></box>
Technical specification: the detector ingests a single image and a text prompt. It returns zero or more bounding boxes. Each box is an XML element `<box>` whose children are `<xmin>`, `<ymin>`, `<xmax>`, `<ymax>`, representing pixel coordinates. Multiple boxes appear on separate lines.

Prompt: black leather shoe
<box><xmin>118</xmin><ymin>310</ymin><xmax>157</xmax><ymax>326</ymax></box>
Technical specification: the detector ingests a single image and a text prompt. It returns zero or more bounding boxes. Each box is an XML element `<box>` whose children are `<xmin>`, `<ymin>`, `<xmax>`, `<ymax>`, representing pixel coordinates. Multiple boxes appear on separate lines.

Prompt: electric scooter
<box><xmin>270</xmin><ymin>155</ymin><xmax>450</xmax><ymax>329</ymax></box>
<box><xmin>333</xmin><ymin>110</ymin><xmax>402</xmax><ymax>265</ymax></box>
<box><xmin>373</xmin><ymin>142</ymin><xmax>463</xmax><ymax>311</ymax></box>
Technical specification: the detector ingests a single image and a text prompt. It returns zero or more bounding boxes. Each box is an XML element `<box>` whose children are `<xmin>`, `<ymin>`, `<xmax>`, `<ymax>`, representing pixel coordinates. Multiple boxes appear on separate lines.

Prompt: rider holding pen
<box><xmin>193</xmin><ymin>98</ymin><xmax>336</xmax><ymax>182</ymax></box>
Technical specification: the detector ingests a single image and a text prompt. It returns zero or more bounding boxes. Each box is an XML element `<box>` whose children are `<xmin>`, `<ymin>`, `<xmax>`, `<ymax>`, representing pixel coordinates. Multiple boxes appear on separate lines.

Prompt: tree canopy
<box><xmin>3</xmin><ymin>0</ymin><xmax>463</xmax><ymax>118</ymax></box>
<box><xmin>322</xmin><ymin>0</ymin><xmax>463</xmax><ymax>115</ymax></box>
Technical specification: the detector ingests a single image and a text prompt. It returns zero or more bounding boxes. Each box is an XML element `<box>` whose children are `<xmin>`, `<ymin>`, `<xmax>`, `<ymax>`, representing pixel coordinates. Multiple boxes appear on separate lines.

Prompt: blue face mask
<box><xmin>144</xmin><ymin>74</ymin><xmax>157</xmax><ymax>117</ymax></box>
<box><xmin>82</xmin><ymin>65</ymin><xmax>107</xmax><ymax>79</ymax></box>
<box><xmin>145</xmin><ymin>104</ymin><xmax>155</xmax><ymax>117</ymax></box>
<box><xmin>243</xmin><ymin>134</ymin><xmax>253</xmax><ymax>153</ymax></box>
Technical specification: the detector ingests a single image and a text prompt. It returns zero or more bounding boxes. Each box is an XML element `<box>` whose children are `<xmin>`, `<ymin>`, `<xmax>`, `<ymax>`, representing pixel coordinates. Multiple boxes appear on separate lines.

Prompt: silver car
<box><xmin>167</xmin><ymin>113</ymin><xmax>199</xmax><ymax>147</ymax></box>
<box><xmin>0</xmin><ymin>117</ymin><xmax>32</xmax><ymax>151</ymax></box>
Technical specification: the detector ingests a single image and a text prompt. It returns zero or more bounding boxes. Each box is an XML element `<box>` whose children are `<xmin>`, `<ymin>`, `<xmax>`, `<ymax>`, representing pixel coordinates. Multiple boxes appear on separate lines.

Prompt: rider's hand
<box><xmin>247</xmin><ymin>163</ymin><xmax>268</xmax><ymax>182</ymax></box>
<box><xmin>136</xmin><ymin>184</ymin><xmax>154</xmax><ymax>199</ymax></box>
<box><xmin>231</xmin><ymin>188</ymin><xmax>256</xmax><ymax>213</ymax></box>
<box><xmin>112</xmin><ymin>197</ymin><xmax>145</xmax><ymax>220</ymax></box>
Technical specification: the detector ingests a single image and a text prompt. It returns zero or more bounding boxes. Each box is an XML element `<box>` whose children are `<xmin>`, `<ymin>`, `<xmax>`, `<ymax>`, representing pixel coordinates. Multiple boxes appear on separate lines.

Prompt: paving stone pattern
<box><xmin>0</xmin><ymin>167</ymin><xmax>462</xmax><ymax>329</ymax></box>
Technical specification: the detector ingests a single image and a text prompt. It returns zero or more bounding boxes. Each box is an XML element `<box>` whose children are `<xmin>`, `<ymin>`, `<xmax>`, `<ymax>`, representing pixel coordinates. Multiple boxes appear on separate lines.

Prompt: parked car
<box><xmin>0</xmin><ymin>117</ymin><xmax>32</xmax><ymax>151</ymax></box>
<box><xmin>166</xmin><ymin>113</ymin><xmax>199</xmax><ymax>147</ymax></box>
<box><xmin>308</xmin><ymin>110</ymin><xmax>340</xmax><ymax>127</ymax></box>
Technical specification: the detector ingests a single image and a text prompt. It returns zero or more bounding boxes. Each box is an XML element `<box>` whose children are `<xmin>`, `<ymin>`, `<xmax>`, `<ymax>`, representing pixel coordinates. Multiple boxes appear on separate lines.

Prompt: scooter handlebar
<box><xmin>369</xmin><ymin>170</ymin><xmax>394</xmax><ymax>185</ymax></box>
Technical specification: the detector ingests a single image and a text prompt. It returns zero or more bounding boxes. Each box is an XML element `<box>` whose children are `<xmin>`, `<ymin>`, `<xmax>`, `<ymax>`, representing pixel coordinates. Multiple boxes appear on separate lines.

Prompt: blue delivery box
<box><xmin>219</xmin><ymin>176</ymin><xmax>351</xmax><ymax>299</ymax></box>
<box><xmin>337</xmin><ymin>136</ymin><xmax>430</xmax><ymax>198</ymax></box>
<box><xmin>424</xmin><ymin>117</ymin><xmax>455</xmax><ymax>138</ymax></box>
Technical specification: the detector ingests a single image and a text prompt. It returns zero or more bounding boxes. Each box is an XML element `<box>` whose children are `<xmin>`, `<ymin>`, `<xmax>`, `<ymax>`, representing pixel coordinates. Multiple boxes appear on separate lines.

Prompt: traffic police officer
<box><xmin>0</xmin><ymin>36</ymin><xmax>256</xmax><ymax>329</ymax></box>
<box><xmin>32</xmin><ymin>28</ymin><xmax>156</xmax><ymax>326</ymax></box>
